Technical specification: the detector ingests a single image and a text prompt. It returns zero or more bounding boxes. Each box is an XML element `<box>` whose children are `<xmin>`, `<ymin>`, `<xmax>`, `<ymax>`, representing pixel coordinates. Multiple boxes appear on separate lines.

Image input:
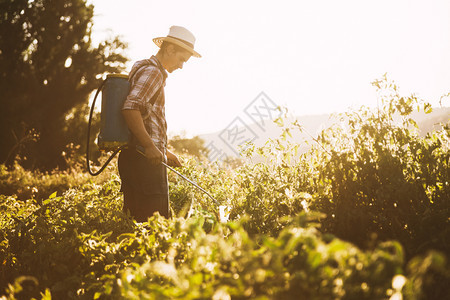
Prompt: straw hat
<box><xmin>153</xmin><ymin>26</ymin><xmax>201</xmax><ymax>58</ymax></box>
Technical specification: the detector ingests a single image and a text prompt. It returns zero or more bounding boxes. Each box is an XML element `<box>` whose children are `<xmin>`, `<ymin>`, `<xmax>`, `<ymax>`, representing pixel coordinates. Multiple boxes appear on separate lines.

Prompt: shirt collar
<box><xmin>150</xmin><ymin>55</ymin><xmax>168</xmax><ymax>81</ymax></box>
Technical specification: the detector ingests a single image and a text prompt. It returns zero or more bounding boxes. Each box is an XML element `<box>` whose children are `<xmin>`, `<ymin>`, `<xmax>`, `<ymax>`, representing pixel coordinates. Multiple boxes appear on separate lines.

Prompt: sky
<box><xmin>89</xmin><ymin>0</ymin><xmax>450</xmax><ymax>137</ymax></box>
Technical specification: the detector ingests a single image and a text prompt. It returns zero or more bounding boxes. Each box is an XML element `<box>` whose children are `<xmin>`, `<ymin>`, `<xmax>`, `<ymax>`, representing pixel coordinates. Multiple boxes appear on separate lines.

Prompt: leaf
<box><xmin>40</xmin><ymin>288</ymin><xmax>52</xmax><ymax>300</ymax></box>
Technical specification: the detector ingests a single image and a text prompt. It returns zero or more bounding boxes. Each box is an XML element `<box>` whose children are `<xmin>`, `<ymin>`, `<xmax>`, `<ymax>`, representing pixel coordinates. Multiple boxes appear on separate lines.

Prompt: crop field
<box><xmin>1</xmin><ymin>89</ymin><xmax>448</xmax><ymax>299</ymax></box>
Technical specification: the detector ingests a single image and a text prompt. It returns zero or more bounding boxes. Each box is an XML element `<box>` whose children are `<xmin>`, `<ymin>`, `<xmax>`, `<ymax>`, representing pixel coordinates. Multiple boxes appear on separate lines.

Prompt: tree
<box><xmin>0</xmin><ymin>0</ymin><xmax>128</xmax><ymax>170</ymax></box>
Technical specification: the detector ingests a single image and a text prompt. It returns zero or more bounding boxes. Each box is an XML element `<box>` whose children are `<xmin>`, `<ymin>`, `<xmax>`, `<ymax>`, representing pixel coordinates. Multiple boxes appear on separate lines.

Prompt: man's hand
<box><xmin>144</xmin><ymin>144</ymin><xmax>164</xmax><ymax>165</ymax></box>
<box><xmin>167</xmin><ymin>150</ymin><xmax>182</xmax><ymax>168</ymax></box>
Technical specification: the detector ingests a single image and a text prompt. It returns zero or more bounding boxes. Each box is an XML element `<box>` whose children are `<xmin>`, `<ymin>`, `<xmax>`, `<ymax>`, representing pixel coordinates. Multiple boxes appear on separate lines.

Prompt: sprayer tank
<box><xmin>97</xmin><ymin>74</ymin><xmax>130</xmax><ymax>151</ymax></box>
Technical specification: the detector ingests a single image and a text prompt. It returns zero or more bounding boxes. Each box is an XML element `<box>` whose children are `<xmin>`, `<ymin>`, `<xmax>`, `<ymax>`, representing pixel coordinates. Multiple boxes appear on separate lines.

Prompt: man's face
<box><xmin>166</xmin><ymin>46</ymin><xmax>192</xmax><ymax>73</ymax></box>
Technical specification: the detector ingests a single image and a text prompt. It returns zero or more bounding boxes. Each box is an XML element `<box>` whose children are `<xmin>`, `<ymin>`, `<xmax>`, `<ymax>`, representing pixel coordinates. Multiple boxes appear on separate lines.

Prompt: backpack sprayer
<box><xmin>86</xmin><ymin>74</ymin><xmax>220</xmax><ymax>206</ymax></box>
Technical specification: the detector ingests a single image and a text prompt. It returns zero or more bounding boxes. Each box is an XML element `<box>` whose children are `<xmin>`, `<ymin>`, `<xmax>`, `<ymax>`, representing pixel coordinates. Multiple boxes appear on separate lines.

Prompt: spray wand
<box><xmin>161</xmin><ymin>161</ymin><xmax>219</xmax><ymax>205</ymax></box>
<box><xmin>136</xmin><ymin>146</ymin><xmax>220</xmax><ymax>205</ymax></box>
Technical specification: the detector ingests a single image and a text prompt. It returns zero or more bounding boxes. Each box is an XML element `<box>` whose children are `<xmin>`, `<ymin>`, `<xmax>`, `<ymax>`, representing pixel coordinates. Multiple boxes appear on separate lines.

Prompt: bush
<box><xmin>0</xmin><ymin>158</ymin><xmax>114</xmax><ymax>202</ymax></box>
<box><xmin>299</xmin><ymin>77</ymin><xmax>449</xmax><ymax>260</ymax></box>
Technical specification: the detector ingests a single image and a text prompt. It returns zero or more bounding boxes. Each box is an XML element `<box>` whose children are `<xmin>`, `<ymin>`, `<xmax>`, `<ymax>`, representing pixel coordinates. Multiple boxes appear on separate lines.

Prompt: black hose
<box><xmin>86</xmin><ymin>78</ymin><xmax>123</xmax><ymax>176</ymax></box>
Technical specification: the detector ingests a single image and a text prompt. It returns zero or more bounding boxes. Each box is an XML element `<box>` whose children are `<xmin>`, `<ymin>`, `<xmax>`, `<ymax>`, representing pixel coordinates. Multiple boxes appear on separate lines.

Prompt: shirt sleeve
<box><xmin>122</xmin><ymin>66</ymin><xmax>163</xmax><ymax>113</ymax></box>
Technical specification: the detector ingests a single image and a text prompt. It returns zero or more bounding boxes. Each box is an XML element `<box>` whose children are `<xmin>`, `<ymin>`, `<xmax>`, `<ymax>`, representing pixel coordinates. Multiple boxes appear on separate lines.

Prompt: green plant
<box><xmin>296</xmin><ymin>76</ymin><xmax>449</xmax><ymax>260</ymax></box>
<box><xmin>1</xmin><ymin>76</ymin><xmax>448</xmax><ymax>299</ymax></box>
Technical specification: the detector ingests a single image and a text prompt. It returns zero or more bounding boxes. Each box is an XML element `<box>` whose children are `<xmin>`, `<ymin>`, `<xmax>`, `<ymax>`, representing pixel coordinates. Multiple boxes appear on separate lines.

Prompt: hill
<box><xmin>200</xmin><ymin>107</ymin><xmax>450</xmax><ymax>161</ymax></box>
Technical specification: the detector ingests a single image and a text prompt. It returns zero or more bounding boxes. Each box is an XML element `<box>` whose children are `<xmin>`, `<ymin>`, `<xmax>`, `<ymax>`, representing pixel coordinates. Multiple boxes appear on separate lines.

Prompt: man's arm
<box><xmin>122</xmin><ymin>109</ymin><xmax>163</xmax><ymax>165</ymax></box>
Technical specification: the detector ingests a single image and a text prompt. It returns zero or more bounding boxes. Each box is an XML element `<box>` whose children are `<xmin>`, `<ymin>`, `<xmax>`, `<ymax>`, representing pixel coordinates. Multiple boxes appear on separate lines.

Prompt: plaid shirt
<box><xmin>122</xmin><ymin>56</ymin><xmax>168</xmax><ymax>154</ymax></box>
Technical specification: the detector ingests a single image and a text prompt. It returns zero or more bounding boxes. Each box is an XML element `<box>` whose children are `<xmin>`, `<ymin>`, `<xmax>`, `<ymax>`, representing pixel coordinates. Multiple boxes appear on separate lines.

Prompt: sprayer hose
<box><xmin>86</xmin><ymin>79</ymin><xmax>123</xmax><ymax>176</ymax></box>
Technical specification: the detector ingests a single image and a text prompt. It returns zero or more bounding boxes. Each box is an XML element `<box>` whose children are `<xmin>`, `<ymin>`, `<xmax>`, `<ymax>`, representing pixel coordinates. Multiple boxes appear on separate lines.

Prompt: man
<box><xmin>118</xmin><ymin>26</ymin><xmax>201</xmax><ymax>221</ymax></box>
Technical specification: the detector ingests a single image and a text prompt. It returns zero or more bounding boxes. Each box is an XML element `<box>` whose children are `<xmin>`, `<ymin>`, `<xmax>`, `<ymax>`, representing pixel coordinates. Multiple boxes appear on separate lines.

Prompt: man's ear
<box><xmin>166</xmin><ymin>43</ymin><xmax>176</xmax><ymax>56</ymax></box>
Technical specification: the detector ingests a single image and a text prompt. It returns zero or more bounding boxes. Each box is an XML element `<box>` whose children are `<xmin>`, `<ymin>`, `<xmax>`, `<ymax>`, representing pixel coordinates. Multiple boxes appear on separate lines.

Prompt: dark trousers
<box><xmin>118</xmin><ymin>148</ymin><xmax>169</xmax><ymax>221</ymax></box>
